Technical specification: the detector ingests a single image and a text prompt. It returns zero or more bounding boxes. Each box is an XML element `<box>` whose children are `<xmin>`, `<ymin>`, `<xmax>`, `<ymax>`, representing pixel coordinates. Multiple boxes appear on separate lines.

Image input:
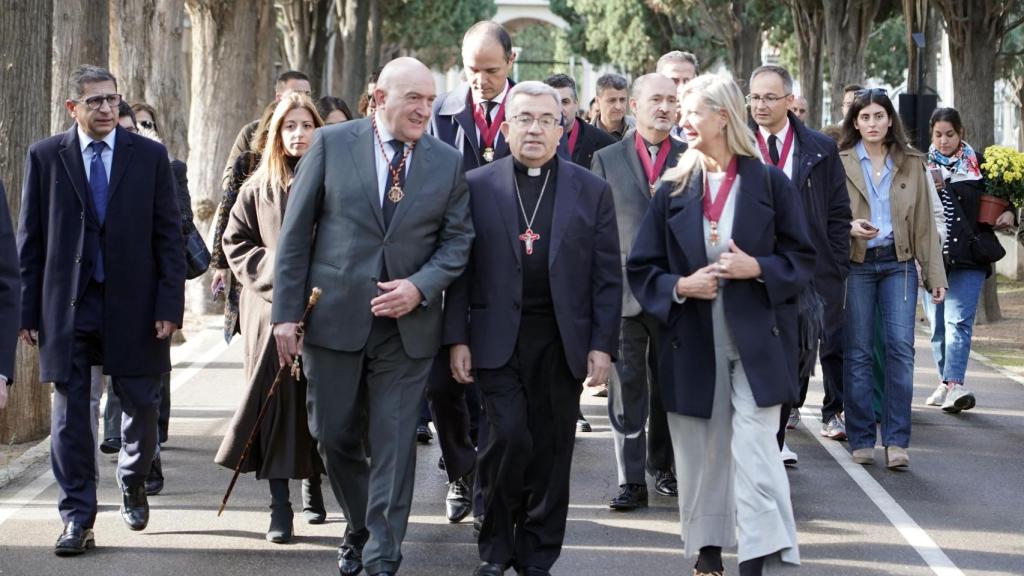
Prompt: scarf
<box><xmin>927</xmin><ymin>140</ymin><xmax>982</xmax><ymax>183</ymax></box>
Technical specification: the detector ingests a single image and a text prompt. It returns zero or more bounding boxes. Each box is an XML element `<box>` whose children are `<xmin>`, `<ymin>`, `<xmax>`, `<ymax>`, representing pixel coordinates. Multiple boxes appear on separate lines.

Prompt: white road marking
<box><xmin>799</xmin><ymin>407</ymin><xmax>965</xmax><ymax>576</ymax></box>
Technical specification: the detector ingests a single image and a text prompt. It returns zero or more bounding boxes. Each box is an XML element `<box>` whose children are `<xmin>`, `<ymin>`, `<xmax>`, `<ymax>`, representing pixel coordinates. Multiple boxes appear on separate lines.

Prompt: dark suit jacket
<box><xmin>627</xmin><ymin>156</ymin><xmax>816</xmax><ymax>418</ymax></box>
<box><xmin>431</xmin><ymin>83</ymin><xmax>569</xmax><ymax>172</ymax></box>
<box><xmin>18</xmin><ymin>126</ymin><xmax>185</xmax><ymax>383</ymax></box>
<box><xmin>444</xmin><ymin>156</ymin><xmax>622</xmax><ymax>379</ymax></box>
<box><xmin>569</xmin><ymin>118</ymin><xmax>616</xmax><ymax>170</ymax></box>
<box><xmin>0</xmin><ymin>179</ymin><xmax>19</xmax><ymax>383</ymax></box>
<box><xmin>272</xmin><ymin>119</ymin><xmax>474</xmax><ymax>359</ymax></box>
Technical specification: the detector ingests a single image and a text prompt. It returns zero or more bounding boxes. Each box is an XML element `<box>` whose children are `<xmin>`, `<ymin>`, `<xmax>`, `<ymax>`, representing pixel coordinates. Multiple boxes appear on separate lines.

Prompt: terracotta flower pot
<box><xmin>977</xmin><ymin>194</ymin><xmax>1010</xmax><ymax>226</ymax></box>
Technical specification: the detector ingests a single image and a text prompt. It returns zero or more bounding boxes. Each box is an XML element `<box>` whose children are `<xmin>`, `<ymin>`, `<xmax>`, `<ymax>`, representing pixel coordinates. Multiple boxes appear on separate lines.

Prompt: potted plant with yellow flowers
<box><xmin>980</xmin><ymin>145</ymin><xmax>1024</xmax><ymax>226</ymax></box>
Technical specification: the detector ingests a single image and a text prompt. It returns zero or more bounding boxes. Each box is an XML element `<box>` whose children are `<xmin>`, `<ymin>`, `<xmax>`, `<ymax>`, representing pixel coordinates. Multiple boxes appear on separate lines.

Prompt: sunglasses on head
<box><xmin>139</xmin><ymin>120</ymin><xmax>156</xmax><ymax>130</ymax></box>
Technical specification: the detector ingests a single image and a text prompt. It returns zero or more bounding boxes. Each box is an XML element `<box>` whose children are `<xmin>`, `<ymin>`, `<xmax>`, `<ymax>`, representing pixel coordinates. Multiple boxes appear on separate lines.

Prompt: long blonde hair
<box><xmin>664</xmin><ymin>73</ymin><xmax>759</xmax><ymax>194</ymax></box>
<box><xmin>242</xmin><ymin>93</ymin><xmax>324</xmax><ymax>200</ymax></box>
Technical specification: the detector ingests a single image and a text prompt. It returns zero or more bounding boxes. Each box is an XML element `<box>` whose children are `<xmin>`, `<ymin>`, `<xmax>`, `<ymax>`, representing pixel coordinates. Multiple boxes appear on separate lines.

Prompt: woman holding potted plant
<box><xmin>922</xmin><ymin>108</ymin><xmax>1016</xmax><ymax>414</ymax></box>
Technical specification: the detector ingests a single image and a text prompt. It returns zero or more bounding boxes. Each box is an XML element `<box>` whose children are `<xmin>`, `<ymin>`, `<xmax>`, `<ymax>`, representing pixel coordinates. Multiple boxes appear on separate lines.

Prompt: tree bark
<box><xmin>109</xmin><ymin>0</ymin><xmax>189</xmax><ymax>161</ymax></box>
<box><xmin>904</xmin><ymin>0</ymin><xmax>941</xmax><ymax>95</ymax></box>
<box><xmin>788</xmin><ymin>0</ymin><xmax>824</xmax><ymax>129</ymax></box>
<box><xmin>184</xmin><ymin>0</ymin><xmax>263</xmax><ymax>314</ymax></box>
<box><xmin>51</xmin><ymin>0</ymin><xmax>108</xmax><ymax>135</ymax></box>
<box><xmin>934</xmin><ymin>0</ymin><xmax>1018</xmax><ymax>322</ymax></box>
<box><xmin>255</xmin><ymin>0</ymin><xmax>278</xmax><ymax>111</ymax></box>
<box><xmin>339</xmin><ymin>0</ymin><xmax>370</xmax><ymax>107</ymax></box>
<box><xmin>823</xmin><ymin>0</ymin><xmax>881</xmax><ymax>123</ymax></box>
<box><xmin>279</xmin><ymin>0</ymin><xmax>332</xmax><ymax>96</ymax></box>
<box><xmin>0</xmin><ymin>0</ymin><xmax>53</xmax><ymax>444</ymax></box>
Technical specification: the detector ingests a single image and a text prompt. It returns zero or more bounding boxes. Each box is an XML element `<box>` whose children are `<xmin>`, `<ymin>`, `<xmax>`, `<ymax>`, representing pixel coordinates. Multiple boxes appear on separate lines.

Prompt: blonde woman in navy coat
<box><xmin>627</xmin><ymin>73</ymin><xmax>815</xmax><ymax>575</ymax></box>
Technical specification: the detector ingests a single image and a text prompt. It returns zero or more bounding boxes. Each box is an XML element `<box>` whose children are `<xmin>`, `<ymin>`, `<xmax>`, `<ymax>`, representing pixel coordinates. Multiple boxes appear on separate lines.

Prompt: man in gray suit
<box><xmin>272</xmin><ymin>57</ymin><xmax>474</xmax><ymax>576</ymax></box>
<box><xmin>591</xmin><ymin>73</ymin><xmax>685</xmax><ymax>511</ymax></box>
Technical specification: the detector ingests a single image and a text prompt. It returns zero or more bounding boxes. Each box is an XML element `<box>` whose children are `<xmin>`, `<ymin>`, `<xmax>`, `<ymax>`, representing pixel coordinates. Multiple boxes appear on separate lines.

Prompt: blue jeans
<box><xmin>920</xmin><ymin>268</ymin><xmax>986</xmax><ymax>385</ymax></box>
<box><xmin>844</xmin><ymin>247</ymin><xmax>918</xmax><ymax>451</ymax></box>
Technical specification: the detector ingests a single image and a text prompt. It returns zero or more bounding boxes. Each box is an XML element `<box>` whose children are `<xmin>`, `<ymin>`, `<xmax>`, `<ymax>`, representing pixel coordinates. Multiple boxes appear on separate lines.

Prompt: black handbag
<box><xmin>185</xmin><ymin>223</ymin><xmax>212</xmax><ymax>279</ymax></box>
<box><xmin>968</xmin><ymin>229</ymin><xmax>1006</xmax><ymax>264</ymax></box>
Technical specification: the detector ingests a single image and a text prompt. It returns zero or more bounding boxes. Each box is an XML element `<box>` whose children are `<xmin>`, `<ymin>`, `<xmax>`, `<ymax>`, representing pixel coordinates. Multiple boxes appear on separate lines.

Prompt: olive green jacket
<box><xmin>839</xmin><ymin>146</ymin><xmax>947</xmax><ymax>291</ymax></box>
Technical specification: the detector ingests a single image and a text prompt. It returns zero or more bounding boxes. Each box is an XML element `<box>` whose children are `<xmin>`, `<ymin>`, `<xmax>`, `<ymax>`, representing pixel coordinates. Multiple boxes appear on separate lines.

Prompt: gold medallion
<box><xmin>482</xmin><ymin>147</ymin><xmax>495</xmax><ymax>163</ymax></box>
<box><xmin>709</xmin><ymin>221</ymin><xmax>719</xmax><ymax>246</ymax></box>
<box><xmin>388</xmin><ymin>185</ymin><xmax>404</xmax><ymax>204</ymax></box>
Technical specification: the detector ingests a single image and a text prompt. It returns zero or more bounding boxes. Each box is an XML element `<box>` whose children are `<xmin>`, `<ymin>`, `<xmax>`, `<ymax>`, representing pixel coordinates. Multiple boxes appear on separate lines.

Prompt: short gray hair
<box><xmin>595</xmin><ymin>73</ymin><xmax>628</xmax><ymax>96</ymax></box>
<box><xmin>69</xmin><ymin>64</ymin><xmax>117</xmax><ymax>98</ymax></box>
<box><xmin>657</xmin><ymin>51</ymin><xmax>699</xmax><ymax>75</ymax></box>
<box><xmin>749</xmin><ymin>65</ymin><xmax>793</xmax><ymax>94</ymax></box>
<box><xmin>506</xmin><ymin>81</ymin><xmax>561</xmax><ymax>116</ymax></box>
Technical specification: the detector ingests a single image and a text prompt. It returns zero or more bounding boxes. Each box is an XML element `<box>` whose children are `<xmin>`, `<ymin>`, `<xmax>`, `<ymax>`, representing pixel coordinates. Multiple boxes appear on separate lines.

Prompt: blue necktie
<box><xmin>88</xmin><ymin>140</ymin><xmax>109</xmax><ymax>282</ymax></box>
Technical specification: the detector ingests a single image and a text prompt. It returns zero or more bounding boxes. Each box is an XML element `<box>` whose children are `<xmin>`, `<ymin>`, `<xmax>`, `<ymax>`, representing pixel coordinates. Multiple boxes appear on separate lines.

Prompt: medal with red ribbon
<box><xmin>567</xmin><ymin>117</ymin><xmax>581</xmax><ymax>157</ymax></box>
<box><xmin>702</xmin><ymin>156</ymin><xmax>739</xmax><ymax>246</ymax></box>
<box><xmin>472</xmin><ymin>96</ymin><xmax>506</xmax><ymax>163</ymax></box>
<box><xmin>755</xmin><ymin>127</ymin><xmax>795</xmax><ymax>170</ymax></box>
<box><xmin>634</xmin><ymin>132</ymin><xmax>671</xmax><ymax>197</ymax></box>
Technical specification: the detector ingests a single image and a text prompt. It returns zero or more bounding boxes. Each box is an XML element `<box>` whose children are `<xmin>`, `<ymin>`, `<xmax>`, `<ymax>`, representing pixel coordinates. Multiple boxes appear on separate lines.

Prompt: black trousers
<box><xmin>475</xmin><ymin>315</ymin><xmax>580</xmax><ymax>572</ymax></box>
<box><xmin>426</xmin><ymin>347</ymin><xmax>481</xmax><ymax>482</ymax></box>
<box><xmin>54</xmin><ymin>281</ymin><xmax>161</xmax><ymax>527</ymax></box>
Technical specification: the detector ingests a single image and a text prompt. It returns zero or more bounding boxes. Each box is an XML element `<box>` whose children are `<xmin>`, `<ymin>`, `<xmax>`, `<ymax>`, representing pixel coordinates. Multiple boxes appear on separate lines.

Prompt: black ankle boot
<box><xmin>267</xmin><ymin>479</ymin><xmax>293</xmax><ymax>543</ymax></box>
<box><xmin>302</xmin><ymin>475</ymin><xmax>326</xmax><ymax>524</ymax></box>
<box><xmin>739</xmin><ymin>555</ymin><xmax>766</xmax><ymax>576</ymax></box>
<box><xmin>695</xmin><ymin>546</ymin><xmax>723</xmax><ymax>574</ymax></box>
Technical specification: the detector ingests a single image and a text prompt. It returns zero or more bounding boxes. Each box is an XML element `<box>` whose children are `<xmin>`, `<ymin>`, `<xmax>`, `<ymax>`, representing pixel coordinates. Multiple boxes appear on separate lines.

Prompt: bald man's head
<box><xmin>462</xmin><ymin>21</ymin><xmax>515</xmax><ymax>102</ymax></box>
<box><xmin>374</xmin><ymin>57</ymin><xmax>436</xmax><ymax>143</ymax></box>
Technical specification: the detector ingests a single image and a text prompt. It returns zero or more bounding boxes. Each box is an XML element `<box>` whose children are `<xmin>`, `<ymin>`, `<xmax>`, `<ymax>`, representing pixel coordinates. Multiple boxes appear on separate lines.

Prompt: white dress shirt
<box><xmin>77</xmin><ymin>126</ymin><xmax>116</xmax><ymax>184</ymax></box>
<box><xmin>759</xmin><ymin>121</ymin><xmax>793</xmax><ymax>180</ymax></box>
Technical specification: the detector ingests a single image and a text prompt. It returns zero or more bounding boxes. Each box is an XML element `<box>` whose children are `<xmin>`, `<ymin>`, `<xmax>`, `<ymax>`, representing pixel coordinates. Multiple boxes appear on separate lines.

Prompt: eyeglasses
<box><xmin>75</xmin><ymin>93</ymin><xmax>122</xmax><ymax>110</ymax></box>
<box><xmin>509</xmin><ymin>114</ymin><xmax>560</xmax><ymax>130</ymax></box>
<box><xmin>139</xmin><ymin>120</ymin><xmax>156</xmax><ymax>130</ymax></box>
<box><xmin>745</xmin><ymin>93</ymin><xmax>790</xmax><ymax>106</ymax></box>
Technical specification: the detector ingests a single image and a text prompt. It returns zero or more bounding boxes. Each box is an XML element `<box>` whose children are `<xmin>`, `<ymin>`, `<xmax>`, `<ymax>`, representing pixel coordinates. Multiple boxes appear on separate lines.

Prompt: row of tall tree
<box><xmin>0</xmin><ymin>0</ymin><xmax>492</xmax><ymax>444</ymax></box>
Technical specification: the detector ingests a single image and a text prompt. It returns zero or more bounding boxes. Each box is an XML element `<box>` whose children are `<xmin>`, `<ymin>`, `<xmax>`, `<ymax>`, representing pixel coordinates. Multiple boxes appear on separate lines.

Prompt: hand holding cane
<box><xmin>217</xmin><ymin>287</ymin><xmax>322</xmax><ymax>516</ymax></box>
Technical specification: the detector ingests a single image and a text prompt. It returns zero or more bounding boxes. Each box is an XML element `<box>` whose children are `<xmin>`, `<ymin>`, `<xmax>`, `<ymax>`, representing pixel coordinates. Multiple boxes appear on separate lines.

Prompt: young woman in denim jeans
<box><xmin>837</xmin><ymin>89</ymin><xmax>947</xmax><ymax>470</ymax></box>
<box><xmin>921</xmin><ymin>107</ymin><xmax>1016</xmax><ymax>414</ymax></box>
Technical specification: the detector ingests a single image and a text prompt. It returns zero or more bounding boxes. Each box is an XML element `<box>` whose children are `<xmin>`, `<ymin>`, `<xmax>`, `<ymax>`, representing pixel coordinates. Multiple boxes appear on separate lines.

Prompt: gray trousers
<box><xmin>666</xmin><ymin>344</ymin><xmax>799</xmax><ymax>567</ymax></box>
<box><xmin>104</xmin><ymin>372</ymin><xmax>171</xmax><ymax>444</ymax></box>
<box><xmin>302</xmin><ymin>317</ymin><xmax>432</xmax><ymax>575</ymax></box>
<box><xmin>610</xmin><ymin>313</ymin><xmax>674</xmax><ymax>485</ymax></box>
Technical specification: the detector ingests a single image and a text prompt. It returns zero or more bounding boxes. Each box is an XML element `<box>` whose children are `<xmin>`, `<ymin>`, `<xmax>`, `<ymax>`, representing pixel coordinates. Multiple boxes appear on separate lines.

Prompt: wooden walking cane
<box><xmin>217</xmin><ymin>286</ymin><xmax>322</xmax><ymax>516</ymax></box>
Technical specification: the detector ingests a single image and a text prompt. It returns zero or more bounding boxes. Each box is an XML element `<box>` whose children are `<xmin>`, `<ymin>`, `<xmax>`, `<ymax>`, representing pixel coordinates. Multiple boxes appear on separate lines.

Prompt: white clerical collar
<box><xmin>78</xmin><ymin>125</ymin><xmax>117</xmax><ymax>154</ymax></box>
<box><xmin>758</xmin><ymin>119</ymin><xmax>790</xmax><ymax>142</ymax></box>
<box><xmin>527</xmin><ymin>167</ymin><xmax>541</xmax><ymax>177</ymax></box>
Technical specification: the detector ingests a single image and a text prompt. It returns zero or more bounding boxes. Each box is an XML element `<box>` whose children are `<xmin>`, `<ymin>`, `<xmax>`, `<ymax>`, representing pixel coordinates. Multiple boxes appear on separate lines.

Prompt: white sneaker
<box><xmin>781</xmin><ymin>443</ymin><xmax>798</xmax><ymax>467</ymax></box>
<box><xmin>820</xmin><ymin>413</ymin><xmax>847</xmax><ymax>441</ymax></box>
<box><xmin>925</xmin><ymin>383</ymin><xmax>948</xmax><ymax>406</ymax></box>
<box><xmin>941</xmin><ymin>385</ymin><xmax>976</xmax><ymax>413</ymax></box>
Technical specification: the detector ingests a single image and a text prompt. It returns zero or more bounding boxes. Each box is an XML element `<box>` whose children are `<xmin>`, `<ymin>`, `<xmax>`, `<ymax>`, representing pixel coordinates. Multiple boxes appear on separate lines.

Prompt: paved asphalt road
<box><xmin>1</xmin><ymin>319</ymin><xmax>1022</xmax><ymax>576</ymax></box>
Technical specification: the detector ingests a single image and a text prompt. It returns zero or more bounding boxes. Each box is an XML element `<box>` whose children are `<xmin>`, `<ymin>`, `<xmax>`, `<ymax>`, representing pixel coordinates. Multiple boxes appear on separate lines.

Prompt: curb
<box><xmin>0</xmin><ymin>319</ymin><xmax>224</xmax><ymax>493</ymax></box>
<box><xmin>968</xmin><ymin>349</ymin><xmax>1024</xmax><ymax>388</ymax></box>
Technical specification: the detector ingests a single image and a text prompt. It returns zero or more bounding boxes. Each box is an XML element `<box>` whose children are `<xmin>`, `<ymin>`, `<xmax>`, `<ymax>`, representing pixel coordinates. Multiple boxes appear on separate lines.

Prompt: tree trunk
<box><xmin>184</xmin><ymin>0</ymin><xmax>263</xmax><ymax>314</ymax></box>
<box><xmin>279</xmin><ymin>0</ymin><xmax>332</xmax><ymax>96</ymax></box>
<box><xmin>0</xmin><ymin>0</ymin><xmax>53</xmax><ymax>445</ymax></box>
<box><xmin>934</xmin><ymin>0</ymin><xmax>1016</xmax><ymax>322</ymax></box>
<box><xmin>904</xmin><ymin>0</ymin><xmax>941</xmax><ymax>96</ymax></box>
<box><xmin>823</xmin><ymin>0</ymin><xmax>881</xmax><ymax>123</ymax></box>
<box><xmin>339</xmin><ymin>0</ymin><xmax>369</xmax><ymax>107</ymax></box>
<box><xmin>732</xmin><ymin>12</ymin><xmax>762</xmax><ymax>91</ymax></box>
<box><xmin>51</xmin><ymin>0</ymin><xmax>108</xmax><ymax>135</ymax></box>
<box><xmin>255</xmin><ymin>0</ymin><xmax>278</xmax><ymax>111</ymax></box>
<box><xmin>788</xmin><ymin>0</ymin><xmax>824</xmax><ymax>129</ymax></box>
<box><xmin>109</xmin><ymin>0</ymin><xmax>188</xmax><ymax>161</ymax></box>
<box><xmin>367</xmin><ymin>0</ymin><xmax>382</xmax><ymax>78</ymax></box>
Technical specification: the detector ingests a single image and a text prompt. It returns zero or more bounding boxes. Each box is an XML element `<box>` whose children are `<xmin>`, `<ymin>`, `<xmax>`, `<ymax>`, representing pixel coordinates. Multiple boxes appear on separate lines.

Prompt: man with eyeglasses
<box><xmin>17</xmin><ymin>64</ymin><xmax>185</xmax><ymax>555</ymax></box>
<box><xmin>747</xmin><ymin>65</ymin><xmax>852</xmax><ymax>464</ymax></box>
<box><xmin>445</xmin><ymin>81</ymin><xmax>621</xmax><ymax>576</ymax></box>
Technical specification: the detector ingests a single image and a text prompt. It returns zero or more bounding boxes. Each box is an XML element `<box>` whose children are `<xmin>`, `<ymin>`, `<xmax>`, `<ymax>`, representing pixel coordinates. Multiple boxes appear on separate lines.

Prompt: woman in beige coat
<box><xmin>215</xmin><ymin>93</ymin><xmax>324</xmax><ymax>543</ymax></box>
<box><xmin>837</xmin><ymin>88</ymin><xmax>946</xmax><ymax>470</ymax></box>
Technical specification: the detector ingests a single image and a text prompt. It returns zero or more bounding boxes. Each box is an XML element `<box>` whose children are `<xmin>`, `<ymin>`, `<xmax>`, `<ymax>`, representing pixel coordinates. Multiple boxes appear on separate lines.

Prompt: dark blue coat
<box><xmin>443</xmin><ymin>156</ymin><xmax>622</xmax><ymax>379</ymax></box>
<box><xmin>0</xmin><ymin>179</ymin><xmax>19</xmax><ymax>383</ymax></box>
<box><xmin>627</xmin><ymin>155</ymin><xmax>815</xmax><ymax>418</ymax></box>
<box><xmin>18</xmin><ymin>126</ymin><xmax>185</xmax><ymax>383</ymax></box>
